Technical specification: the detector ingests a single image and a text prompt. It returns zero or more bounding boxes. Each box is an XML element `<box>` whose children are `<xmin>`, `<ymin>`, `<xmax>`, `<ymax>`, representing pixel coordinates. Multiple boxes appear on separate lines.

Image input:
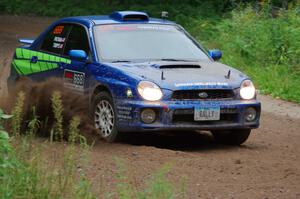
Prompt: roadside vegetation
<box><xmin>0</xmin><ymin>91</ymin><xmax>95</xmax><ymax>199</ymax></box>
<box><xmin>0</xmin><ymin>91</ymin><xmax>181</xmax><ymax>199</ymax></box>
<box><xmin>1</xmin><ymin>0</ymin><xmax>299</xmax><ymax>102</ymax></box>
<box><xmin>205</xmin><ymin>5</ymin><xmax>300</xmax><ymax>102</ymax></box>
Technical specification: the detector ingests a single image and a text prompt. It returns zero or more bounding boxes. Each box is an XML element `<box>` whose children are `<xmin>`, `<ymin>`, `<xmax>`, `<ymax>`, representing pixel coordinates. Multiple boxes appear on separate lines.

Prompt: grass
<box><xmin>0</xmin><ymin>90</ymin><xmax>180</xmax><ymax>199</ymax></box>
<box><xmin>113</xmin><ymin>159</ymin><xmax>185</xmax><ymax>199</ymax></box>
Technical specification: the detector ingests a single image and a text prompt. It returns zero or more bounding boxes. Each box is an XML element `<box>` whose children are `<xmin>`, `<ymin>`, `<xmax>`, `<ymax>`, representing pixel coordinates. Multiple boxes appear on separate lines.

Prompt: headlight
<box><xmin>240</xmin><ymin>80</ymin><xmax>256</xmax><ymax>100</ymax></box>
<box><xmin>137</xmin><ymin>81</ymin><xmax>163</xmax><ymax>101</ymax></box>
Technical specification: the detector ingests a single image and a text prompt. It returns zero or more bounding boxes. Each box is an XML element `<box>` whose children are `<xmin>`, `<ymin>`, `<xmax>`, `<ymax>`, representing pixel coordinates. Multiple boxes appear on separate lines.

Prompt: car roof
<box><xmin>55</xmin><ymin>11</ymin><xmax>176</xmax><ymax>27</ymax></box>
<box><xmin>30</xmin><ymin>11</ymin><xmax>178</xmax><ymax>61</ymax></box>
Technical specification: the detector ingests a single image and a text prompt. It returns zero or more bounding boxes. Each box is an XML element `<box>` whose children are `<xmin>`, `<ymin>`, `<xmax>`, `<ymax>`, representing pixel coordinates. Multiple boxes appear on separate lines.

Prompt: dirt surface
<box><xmin>1</xmin><ymin>15</ymin><xmax>300</xmax><ymax>199</ymax></box>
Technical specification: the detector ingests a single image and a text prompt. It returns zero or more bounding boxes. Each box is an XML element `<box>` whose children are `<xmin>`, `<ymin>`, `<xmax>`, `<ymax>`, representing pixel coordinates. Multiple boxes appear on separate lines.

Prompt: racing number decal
<box><xmin>74</xmin><ymin>73</ymin><xmax>85</xmax><ymax>85</ymax></box>
<box><xmin>63</xmin><ymin>69</ymin><xmax>85</xmax><ymax>91</ymax></box>
<box><xmin>53</xmin><ymin>25</ymin><xmax>64</xmax><ymax>35</ymax></box>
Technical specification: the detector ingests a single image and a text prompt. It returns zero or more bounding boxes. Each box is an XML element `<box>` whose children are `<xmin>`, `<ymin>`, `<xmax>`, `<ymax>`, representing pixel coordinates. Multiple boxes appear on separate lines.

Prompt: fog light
<box><xmin>141</xmin><ymin>109</ymin><xmax>156</xmax><ymax>124</ymax></box>
<box><xmin>245</xmin><ymin>107</ymin><xmax>257</xmax><ymax>122</ymax></box>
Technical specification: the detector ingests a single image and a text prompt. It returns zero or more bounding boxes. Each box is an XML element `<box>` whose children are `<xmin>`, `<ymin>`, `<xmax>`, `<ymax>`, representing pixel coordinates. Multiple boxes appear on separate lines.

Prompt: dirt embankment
<box><xmin>0</xmin><ymin>15</ymin><xmax>300</xmax><ymax>199</ymax></box>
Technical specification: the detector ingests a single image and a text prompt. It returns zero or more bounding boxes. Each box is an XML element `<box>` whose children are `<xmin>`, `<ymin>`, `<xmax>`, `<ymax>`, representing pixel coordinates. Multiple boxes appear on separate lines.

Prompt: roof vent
<box><xmin>110</xmin><ymin>11</ymin><xmax>149</xmax><ymax>21</ymax></box>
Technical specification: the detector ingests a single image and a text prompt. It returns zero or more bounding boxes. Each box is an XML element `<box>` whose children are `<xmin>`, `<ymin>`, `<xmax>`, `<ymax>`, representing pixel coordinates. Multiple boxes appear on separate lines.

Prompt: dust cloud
<box><xmin>0</xmin><ymin>78</ymin><xmax>98</xmax><ymax>142</ymax></box>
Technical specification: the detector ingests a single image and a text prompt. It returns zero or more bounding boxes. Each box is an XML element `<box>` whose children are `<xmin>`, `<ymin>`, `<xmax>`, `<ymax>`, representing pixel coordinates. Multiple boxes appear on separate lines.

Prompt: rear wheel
<box><xmin>92</xmin><ymin>92</ymin><xmax>119</xmax><ymax>142</ymax></box>
<box><xmin>211</xmin><ymin>129</ymin><xmax>251</xmax><ymax>145</ymax></box>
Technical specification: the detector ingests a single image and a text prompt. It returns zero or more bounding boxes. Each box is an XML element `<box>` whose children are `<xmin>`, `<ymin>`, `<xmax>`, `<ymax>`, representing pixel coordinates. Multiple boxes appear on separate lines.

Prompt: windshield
<box><xmin>93</xmin><ymin>24</ymin><xmax>210</xmax><ymax>62</ymax></box>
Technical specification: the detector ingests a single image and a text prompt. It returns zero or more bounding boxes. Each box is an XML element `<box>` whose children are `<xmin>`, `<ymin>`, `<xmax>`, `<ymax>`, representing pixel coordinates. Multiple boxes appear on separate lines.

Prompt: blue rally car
<box><xmin>8</xmin><ymin>11</ymin><xmax>261</xmax><ymax>145</ymax></box>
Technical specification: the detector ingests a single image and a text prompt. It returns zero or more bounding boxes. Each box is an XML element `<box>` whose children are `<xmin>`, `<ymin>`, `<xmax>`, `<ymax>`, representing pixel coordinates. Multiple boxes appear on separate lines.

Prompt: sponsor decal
<box><xmin>99</xmin><ymin>25</ymin><xmax>174</xmax><ymax>32</ymax></box>
<box><xmin>198</xmin><ymin>92</ymin><xmax>208</xmax><ymax>99</ymax></box>
<box><xmin>13</xmin><ymin>48</ymin><xmax>71</xmax><ymax>75</ymax></box>
<box><xmin>54</xmin><ymin>36</ymin><xmax>66</xmax><ymax>42</ymax></box>
<box><xmin>175</xmin><ymin>82</ymin><xmax>229</xmax><ymax>87</ymax></box>
<box><xmin>53</xmin><ymin>42</ymin><xmax>64</xmax><ymax>49</ymax></box>
<box><xmin>137</xmin><ymin>25</ymin><xmax>174</xmax><ymax>31</ymax></box>
<box><xmin>99</xmin><ymin>25</ymin><xmax>135</xmax><ymax>31</ymax></box>
<box><xmin>63</xmin><ymin>69</ymin><xmax>85</xmax><ymax>92</ymax></box>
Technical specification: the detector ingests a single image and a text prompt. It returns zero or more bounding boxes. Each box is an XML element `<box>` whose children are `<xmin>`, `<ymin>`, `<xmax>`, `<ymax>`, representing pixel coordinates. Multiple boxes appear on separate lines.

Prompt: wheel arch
<box><xmin>91</xmin><ymin>84</ymin><xmax>113</xmax><ymax>101</ymax></box>
<box><xmin>89</xmin><ymin>84</ymin><xmax>113</xmax><ymax>115</ymax></box>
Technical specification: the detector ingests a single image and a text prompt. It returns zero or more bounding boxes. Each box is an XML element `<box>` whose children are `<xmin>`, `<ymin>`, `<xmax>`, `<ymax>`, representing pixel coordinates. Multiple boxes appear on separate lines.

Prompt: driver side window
<box><xmin>63</xmin><ymin>25</ymin><xmax>90</xmax><ymax>57</ymax></box>
<box><xmin>40</xmin><ymin>24</ymin><xmax>71</xmax><ymax>55</ymax></box>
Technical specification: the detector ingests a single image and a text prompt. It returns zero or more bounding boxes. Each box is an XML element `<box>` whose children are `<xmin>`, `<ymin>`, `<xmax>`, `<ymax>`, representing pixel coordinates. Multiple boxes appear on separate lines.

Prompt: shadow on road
<box><xmin>116</xmin><ymin>130</ymin><xmax>240</xmax><ymax>151</ymax></box>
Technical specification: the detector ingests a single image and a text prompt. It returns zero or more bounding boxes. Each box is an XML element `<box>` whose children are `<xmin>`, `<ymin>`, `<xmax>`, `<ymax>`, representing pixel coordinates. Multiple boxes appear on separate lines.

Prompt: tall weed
<box><xmin>27</xmin><ymin>106</ymin><xmax>40</xmax><ymax>137</ymax></box>
<box><xmin>11</xmin><ymin>91</ymin><xmax>25</xmax><ymax>136</ymax></box>
<box><xmin>51</xmin><ymin>91</ymin><xmax>64</xmax><ymax>141</ymax></box>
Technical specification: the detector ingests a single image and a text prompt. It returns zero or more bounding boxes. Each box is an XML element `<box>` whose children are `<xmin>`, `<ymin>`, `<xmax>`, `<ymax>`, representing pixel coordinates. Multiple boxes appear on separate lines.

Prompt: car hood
<box><xmin>105</xmin><ymin>60</ymin><xmax>248</xmax><ymax>90</ymax></box>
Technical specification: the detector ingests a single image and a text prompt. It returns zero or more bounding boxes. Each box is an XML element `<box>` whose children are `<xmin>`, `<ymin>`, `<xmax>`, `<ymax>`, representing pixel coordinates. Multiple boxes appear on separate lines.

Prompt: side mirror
<box><xmin>208</xmin><ymin>49</ymin><xmax>222</xmax><ymax>61</ymax></box>
<box><xmin>69</xmin><ymin>50</ymin><xmax>87</xmax><ymax>61</ymax></box>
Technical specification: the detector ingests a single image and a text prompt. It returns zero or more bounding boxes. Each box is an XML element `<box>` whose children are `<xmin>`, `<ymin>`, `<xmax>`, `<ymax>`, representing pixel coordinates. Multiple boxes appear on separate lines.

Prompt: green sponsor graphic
<box><xmin>13</xmin><ymin>48</ymin><xmax>71</xmax><ymax>75</ymax></box>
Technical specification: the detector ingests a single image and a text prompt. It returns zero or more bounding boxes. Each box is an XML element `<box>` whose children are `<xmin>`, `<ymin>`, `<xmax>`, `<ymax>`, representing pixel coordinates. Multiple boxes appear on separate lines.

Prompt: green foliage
<box><xmin>0</xmin><ymin>140</ymin><xmax>96</xmax><ymax>199</ymax></box>
<box><xmin>0</xmin><ymin>109</ymin><xmax>13</xmax><ymax>120</ymax></box>
<box><xmin>1</xmin><ymin>0</ymin><xmax>295</xmax><ymax>17</ymax></box>
<box><xmin>0</xmin><ymin>109</ymin><xmax>14</xmax><ymax>169</ymax></box>
<box><xmin>0</xmin><ymin>0</ymin><xmax>216</xmax><ymax>17</ymax></box>
<box><xmin>0</xmin><ymin>109</ymin><xmax>12</xmax><ymax>135</ymax></box>
<box><xmin>206</xmin><ymin>5</ymin><xmax>300</xmax><ymax>102</ymax></box>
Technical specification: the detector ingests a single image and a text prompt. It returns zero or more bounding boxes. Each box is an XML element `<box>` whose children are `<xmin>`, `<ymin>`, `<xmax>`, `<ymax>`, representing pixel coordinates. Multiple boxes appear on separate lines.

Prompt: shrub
<box><xmin>206</xmin><ymin>5</ymin><xmax>300</xmax><ymax>102</ymax></box>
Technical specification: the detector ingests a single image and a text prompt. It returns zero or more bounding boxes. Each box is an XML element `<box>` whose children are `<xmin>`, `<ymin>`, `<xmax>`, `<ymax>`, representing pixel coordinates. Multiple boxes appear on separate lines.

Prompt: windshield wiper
<box><xmin>158</xmin><ymin>58</ymin><xmax>197</xmax><ymax>62</ymax></box>
<box><xmin>110</xmin><ymin>59</ymin><xmax>198</xmax><ymax>63</ymax></box>
<box><xmin>111</xmin><ymin>60</ymin><xmax>132</xmax><ymax>63</ymax></box>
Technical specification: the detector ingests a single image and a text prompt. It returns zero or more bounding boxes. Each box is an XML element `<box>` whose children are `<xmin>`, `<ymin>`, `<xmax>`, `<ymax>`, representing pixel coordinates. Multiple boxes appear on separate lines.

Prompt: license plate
<box><xmin>194</xmin><ymin>106</ymin><xmax>220</xmax><ymax>121</ymax></box>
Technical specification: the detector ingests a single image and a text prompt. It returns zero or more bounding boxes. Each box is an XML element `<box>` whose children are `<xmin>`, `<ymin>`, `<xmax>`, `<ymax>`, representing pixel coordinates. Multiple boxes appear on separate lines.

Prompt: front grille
<box><xmin>172</xmin><ymin>108</ymin><xmax>238</xmax><ymax>125</ymax></box>
<box><xmin>172</xmin><ymin>89</ymin><xmax>235</xmax><ymax>100</ymax></box>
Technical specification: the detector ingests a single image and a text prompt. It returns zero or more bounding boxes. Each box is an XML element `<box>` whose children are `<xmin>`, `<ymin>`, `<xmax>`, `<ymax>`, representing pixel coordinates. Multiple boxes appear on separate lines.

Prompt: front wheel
<box><xmin>211</xmin><ymin>129</ymin><xmax>251</xmax><ymax>145</ymax></box>
<box><xmin>92</xmin><ymin>92</ymin><xmax>119</xmax><ymax>142</ymax></box>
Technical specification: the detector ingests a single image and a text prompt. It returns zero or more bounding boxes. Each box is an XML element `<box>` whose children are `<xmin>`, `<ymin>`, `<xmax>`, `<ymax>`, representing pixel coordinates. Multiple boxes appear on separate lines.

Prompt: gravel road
<box><xmin>1</xmin><ymin>15</ymin><xmax>299</xmax><ymax>199</ymax></box>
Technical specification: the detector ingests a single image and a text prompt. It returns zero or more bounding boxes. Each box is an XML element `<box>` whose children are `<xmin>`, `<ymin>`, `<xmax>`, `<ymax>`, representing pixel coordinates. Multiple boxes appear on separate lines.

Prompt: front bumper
<box><xmin>115</xmin><ymin>99</ymin><xmax>261</xmax><ymax>132</ymax></box>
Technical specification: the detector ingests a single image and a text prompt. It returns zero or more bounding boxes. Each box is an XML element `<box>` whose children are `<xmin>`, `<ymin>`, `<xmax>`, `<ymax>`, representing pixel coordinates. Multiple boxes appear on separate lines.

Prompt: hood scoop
<box><xmin>159</xmin><ymin>64</ymin><xmax>201</xmax><ymax>69</ymax></box>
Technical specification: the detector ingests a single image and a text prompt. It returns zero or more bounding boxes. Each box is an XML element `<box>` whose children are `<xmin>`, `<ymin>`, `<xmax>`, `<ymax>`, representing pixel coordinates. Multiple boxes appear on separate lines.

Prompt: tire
<box><xmin>92</xmin><ymin>92</ymin><xmax>119</xmax><ymax>142</ymax></box>
<box><xmin>211</xmin><ymin>129</ymin><xmax>251</xmax><ymax>145</ymax></box>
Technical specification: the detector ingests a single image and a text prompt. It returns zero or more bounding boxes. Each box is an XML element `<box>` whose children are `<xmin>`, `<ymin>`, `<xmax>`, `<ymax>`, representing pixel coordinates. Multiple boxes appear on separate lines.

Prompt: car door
<box><xmin>60</xmin><ymin>24</ymin><xmax>91</xmax><ymax>93</ymax></box>
<box><xmin>20</xmin><ymin>24</ymin><xmax>72</xmax><ymax>81</ymax></box>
